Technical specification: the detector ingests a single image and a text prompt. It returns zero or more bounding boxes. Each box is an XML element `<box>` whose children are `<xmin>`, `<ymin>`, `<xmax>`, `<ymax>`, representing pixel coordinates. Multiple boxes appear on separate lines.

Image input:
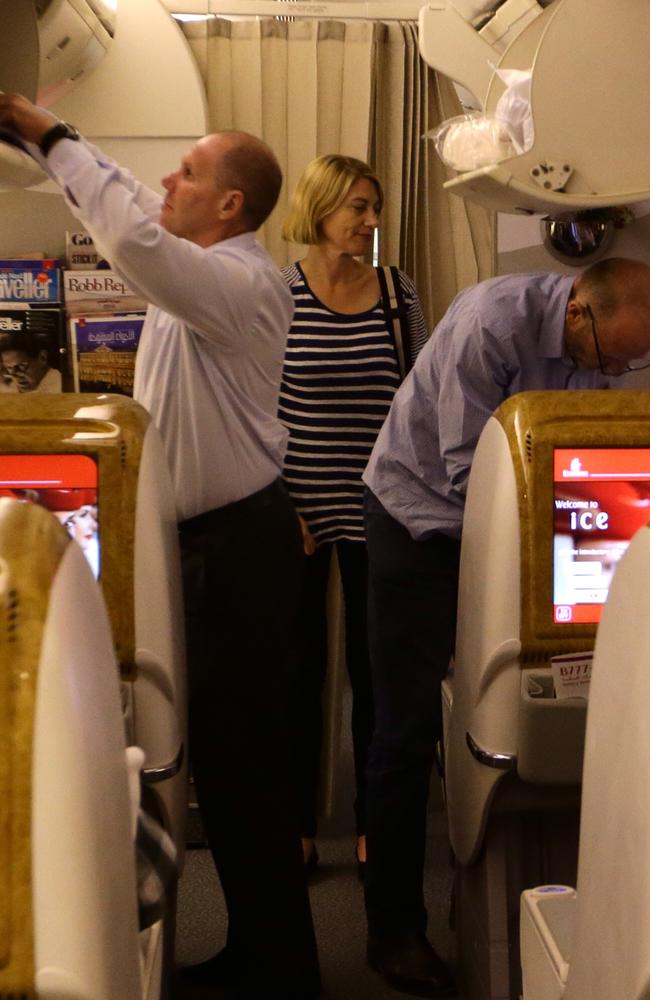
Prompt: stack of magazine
<box><xmin>64</xmin><ymin>230</ymin><xmax>148</xmax><ymax>397</ymax></box>
<box><xmin>0</xmin><ymin>257</ymin><xmax>67</xmax><ymax>394</ymax></box>
<box><xmin>0</xmin><ymin>231</ymin><xmax>149</xmax><ymax>397</ymax></box>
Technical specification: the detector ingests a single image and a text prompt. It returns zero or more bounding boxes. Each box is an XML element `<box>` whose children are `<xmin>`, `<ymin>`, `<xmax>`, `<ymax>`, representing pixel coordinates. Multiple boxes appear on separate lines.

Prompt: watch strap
<box><xmin>39</xmin><ymin>122</ymin><xmax>80</xmax><ymax>157</ymax></box>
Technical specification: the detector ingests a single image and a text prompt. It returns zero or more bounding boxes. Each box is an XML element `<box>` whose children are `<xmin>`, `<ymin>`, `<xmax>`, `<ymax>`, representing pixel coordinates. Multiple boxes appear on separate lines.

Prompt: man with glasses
<box><xmin>0</xmin><ymin>331</ymin><xmax>62</xmax><ymax>393</ymax></box>
<box><xmin>361</xmin><ymin>256</ymin><xmax>650</xmax><ymax>998</ymax></box>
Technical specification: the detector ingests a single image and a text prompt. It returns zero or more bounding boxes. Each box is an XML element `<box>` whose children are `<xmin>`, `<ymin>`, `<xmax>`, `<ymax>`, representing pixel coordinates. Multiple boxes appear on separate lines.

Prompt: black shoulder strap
<box><xmin>377</xmin><ymin>265</ymin><xmax>412</xmax><ymax>380</ymax></box>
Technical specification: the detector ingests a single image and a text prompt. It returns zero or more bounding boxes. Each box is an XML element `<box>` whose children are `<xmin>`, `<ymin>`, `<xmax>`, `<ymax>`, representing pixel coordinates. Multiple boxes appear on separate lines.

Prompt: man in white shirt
<box><xmin>0</xmin><ymin>94</ymin><xmax>320</xmax><ymax>1000</ymax></box>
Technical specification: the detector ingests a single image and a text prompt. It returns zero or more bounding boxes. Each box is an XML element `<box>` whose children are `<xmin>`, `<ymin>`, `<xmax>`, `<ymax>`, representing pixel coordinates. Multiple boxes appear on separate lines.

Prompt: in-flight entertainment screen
<box><xmin>0</xmin><ymin>453</ymin><xmax>100</xmax><ymax>578</ymax></box>
<box><xmin>553</xmin><ymin>448</ymin><xmax>650</xmax><ymax>624</ymax></box>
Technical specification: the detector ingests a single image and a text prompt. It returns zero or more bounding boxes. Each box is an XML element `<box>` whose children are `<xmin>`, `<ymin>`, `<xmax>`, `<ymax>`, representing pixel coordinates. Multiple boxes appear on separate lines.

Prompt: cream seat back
<box><xmin>521</xmin><ymin>523</ymin><xmax>650</xmax><ymax>1000</ymax></box>
<box><xmin>0</xmin><ymin>498</ymin><xmax>142</xmax><ymax>999</ymax></box>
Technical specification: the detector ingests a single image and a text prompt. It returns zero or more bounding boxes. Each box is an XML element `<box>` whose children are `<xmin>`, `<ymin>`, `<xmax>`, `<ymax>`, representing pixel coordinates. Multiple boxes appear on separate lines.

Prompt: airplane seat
<box><xmin>0</xmin><ymin>497</ymin><xmax>142</xmax><ymax>999</ymax></box>
<box><xmin>521</xmin><ymin>523</ymin><xmax>650</xmax><ymax>1000</ymax></box>
<box><xmin>418</xmin><ymin>0</ymin><xmax>650</xmax><ymax>215</ymax></box>
<box><xmin>444</xmin><ymin>390</ymin><xmax>650</xmax><ymax>1000</ymax></box>
<box><xmin>132</xmin><ymin>419</ymin><xmax>188</xmax><ymax>871</ymax></box>
<box><xmin>65</xmin><ymin>396</ymin><xmax>187</xmax><ymax>876</ymax></box>
<box><xmin>0</xmin><ymin>394</ymin><xmax>187</xmax><ymax>1000</ymax></box>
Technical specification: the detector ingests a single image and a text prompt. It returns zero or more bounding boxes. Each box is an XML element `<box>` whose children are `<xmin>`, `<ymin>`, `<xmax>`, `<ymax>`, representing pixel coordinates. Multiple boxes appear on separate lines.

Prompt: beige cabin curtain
<box><xmin>182</xmin><ymin>17</ymin><xmax>495</xmax><ymax>326</ymax></box>
<box><xmin>182</xmin><ymin>18</ymin><xmax>376</xmax><ymax>264</ymax></box>
<box><xmin>371</xmin><ymin>21</ymin><xmax>496</xmax><ymax>329</ymax></box>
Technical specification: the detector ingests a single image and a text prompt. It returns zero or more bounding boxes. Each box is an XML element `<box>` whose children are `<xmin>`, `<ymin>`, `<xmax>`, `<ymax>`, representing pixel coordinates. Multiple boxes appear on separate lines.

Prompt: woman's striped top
<box><xmin>279</xmin><ymin>262</ymin><xmax>427</xmax><ymax>544</ymax></box>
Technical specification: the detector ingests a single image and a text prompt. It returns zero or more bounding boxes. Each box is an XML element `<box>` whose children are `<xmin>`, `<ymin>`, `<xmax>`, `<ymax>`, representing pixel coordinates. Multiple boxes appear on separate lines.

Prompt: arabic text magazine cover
<box><xmin>69</xmin><ymin>314</ymin><xmax>146</xmax><ymax>396</ymax></box>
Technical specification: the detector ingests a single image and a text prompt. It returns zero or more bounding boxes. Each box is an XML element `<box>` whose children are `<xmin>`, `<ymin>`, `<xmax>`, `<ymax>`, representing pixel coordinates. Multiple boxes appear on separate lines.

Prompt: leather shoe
<box><xmin>180</xmin><ymin>946</ymin><xmax>241</xmax><ymax>987</ymax></box>
<box><xmin>367</xmin><ymin>932</ymin><xmax>456</xmax><ymax>998</ymax></box>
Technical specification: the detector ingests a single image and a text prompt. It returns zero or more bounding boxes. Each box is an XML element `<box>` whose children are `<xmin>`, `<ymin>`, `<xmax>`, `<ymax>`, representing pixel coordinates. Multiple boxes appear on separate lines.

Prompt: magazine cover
<box><xmin>69</xmin><ymin>314</ymin><xmax>146</xmax><ymax>396</ymax></box>
<box><xmin>66</xmin><ymin>231</ymin><xmax>104</xmax><ymax>270</ymax></box>
<box><xmin>0</xmin><ymin>263</ymin><xmax>62</xmax><ymax>305</ymax></box>
<box><xmin>0</xmin><ymin>257</ymin><xmax>60</xmax><ymax>270</ymax></box>
<box><xmin>0</xmin><ymin>307</ymin><xmax>66</xmax><ymax>393</ymax></box>
<box><xmin>64</xmin><ymin>269</ymin><xmax>148</xmax><ymax>315</ymax></box>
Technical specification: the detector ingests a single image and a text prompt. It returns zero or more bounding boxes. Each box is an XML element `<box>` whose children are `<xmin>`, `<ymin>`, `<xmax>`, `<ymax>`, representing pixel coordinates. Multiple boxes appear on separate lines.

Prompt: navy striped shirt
<box><xmin>279</xmin><ymin>262</ymin><xmax>427</xmax><ymax>543</ymax></box>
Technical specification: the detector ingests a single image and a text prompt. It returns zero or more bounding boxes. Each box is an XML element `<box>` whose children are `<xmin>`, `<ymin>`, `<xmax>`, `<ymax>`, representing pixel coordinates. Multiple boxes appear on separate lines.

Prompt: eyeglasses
<box><xmin>585</xmin><ymin>303</ymin><xmax>650</xmax><ymax>376</ymax></box>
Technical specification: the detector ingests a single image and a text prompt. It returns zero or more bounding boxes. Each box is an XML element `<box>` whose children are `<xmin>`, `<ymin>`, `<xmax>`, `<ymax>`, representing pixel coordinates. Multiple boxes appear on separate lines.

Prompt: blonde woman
<box><xmin>279</xmin><ymin>154</ymin><xmax>427</xmax><ymax>877</ymax></box>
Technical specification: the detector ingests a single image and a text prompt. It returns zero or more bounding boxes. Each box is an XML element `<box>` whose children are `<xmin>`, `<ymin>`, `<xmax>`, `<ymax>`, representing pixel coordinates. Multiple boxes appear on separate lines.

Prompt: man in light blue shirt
<box><xmin>362</xmin><ymin>259</ymin><xmax>650</xmax><ymax>998</ymax></box>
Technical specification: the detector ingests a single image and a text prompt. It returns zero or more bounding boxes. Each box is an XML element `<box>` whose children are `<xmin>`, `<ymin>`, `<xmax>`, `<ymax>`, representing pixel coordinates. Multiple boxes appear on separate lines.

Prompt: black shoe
<box><xmin>367</xmin><ymin>932</ymin><xmax>456</xmax><ymax>998</ymax></box>
<box><xmin>180</xmin><ymin>947</ymin><xmax>241</xmax><ymax>987</ymax></box>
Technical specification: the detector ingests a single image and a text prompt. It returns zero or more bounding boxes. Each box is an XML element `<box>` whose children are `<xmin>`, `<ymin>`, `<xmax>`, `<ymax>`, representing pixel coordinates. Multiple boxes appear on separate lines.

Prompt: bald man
<box><xmin>361</xmin><ymin>257</ymin><xmax>650</xmax><ymax>998</ymax></box>
<box><xmin>0</xmin><ymin>95</ymin><xmax>320</xmax><ymax>999</ymax></box>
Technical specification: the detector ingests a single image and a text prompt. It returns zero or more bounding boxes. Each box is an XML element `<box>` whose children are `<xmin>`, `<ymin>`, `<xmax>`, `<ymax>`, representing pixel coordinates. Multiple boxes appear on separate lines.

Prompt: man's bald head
<box><xmin>206</xmin><ymin>130</ymin><xmax>283</xmax><ymax>232</ymax></box>
<box><xmin>573</xmin><ymin>257</ymin><xmax>650</xmax><ymax>317</ymax></box>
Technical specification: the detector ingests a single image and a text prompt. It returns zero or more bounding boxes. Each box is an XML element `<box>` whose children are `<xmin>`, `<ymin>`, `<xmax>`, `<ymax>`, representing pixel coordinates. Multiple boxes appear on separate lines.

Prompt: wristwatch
<box><xmin>39</xmin><ymin>121</ymin><xmax>80</xmax><ymax>157</ymax></box>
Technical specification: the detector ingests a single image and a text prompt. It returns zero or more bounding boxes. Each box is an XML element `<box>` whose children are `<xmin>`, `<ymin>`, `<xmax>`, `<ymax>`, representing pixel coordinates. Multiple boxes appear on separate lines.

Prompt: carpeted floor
<box><xmin>173</xmin><ymin>692</ymin><xmax>459</xmax><ymax>1000</ymax></box>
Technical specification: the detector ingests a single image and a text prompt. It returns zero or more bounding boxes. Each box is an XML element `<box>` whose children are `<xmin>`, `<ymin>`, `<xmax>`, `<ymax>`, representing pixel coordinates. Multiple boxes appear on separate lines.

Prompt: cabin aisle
<box><xmin>173</xmin><ymin>689</ymin><xmax>459</xmax><ymax>999</ymax></box>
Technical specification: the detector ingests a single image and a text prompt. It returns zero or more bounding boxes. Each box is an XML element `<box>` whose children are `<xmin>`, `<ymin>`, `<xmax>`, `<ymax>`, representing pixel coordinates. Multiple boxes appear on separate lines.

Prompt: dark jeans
<box><xmin>291</xmin><ymin>539</ymin><xmax>374</xmax><ymax>838</ymax></box>
<box><xmin>179</xmin><ymin>479</ymin><xmax>319</xmax><ymax>992</ymax></box>
<box><xmin>363</xmin><ymin>489</ymin><xmax>461</xmax><ymax>938</ymax></box>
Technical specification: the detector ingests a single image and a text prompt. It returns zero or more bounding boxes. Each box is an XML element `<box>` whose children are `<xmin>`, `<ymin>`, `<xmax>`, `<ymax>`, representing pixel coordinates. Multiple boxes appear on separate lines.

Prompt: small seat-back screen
<box><xmin>0</xmin><ymin>454</ymin><xmax>99</xmax><ymax>578</ymax></box>
<box><xmin>553</xmin><ymin>448</ymin><xmax>650</xmax><ymax>624</ymax></box>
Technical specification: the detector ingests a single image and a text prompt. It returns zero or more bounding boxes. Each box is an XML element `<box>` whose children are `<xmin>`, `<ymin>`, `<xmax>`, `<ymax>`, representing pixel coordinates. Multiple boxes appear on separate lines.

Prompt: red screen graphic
<box><xmin>0</xmin><ymin>454</ymin><xmax>100</xmax><ymax>578</ymax></box>
<box><xmin>553</xmin><ymin>449</ymin><xmax>650</xmax><ymax>624</ymax></box>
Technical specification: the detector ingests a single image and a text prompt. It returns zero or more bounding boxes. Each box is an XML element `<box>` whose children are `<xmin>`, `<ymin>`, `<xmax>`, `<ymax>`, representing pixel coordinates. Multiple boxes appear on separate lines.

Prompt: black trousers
<box><xmin>290</xmin><ymin>539</ymin><xmax>374</xmax><ymax>838</ymax></box>
<box><xmin>179</xmin><ymin>479</ymin><xmax>319</xmax><ymax>993</ymax></box>
<box><xmin>363</xmin><ymin>489</ymin><xmax>461</xmax><ymax>937</ymax></box>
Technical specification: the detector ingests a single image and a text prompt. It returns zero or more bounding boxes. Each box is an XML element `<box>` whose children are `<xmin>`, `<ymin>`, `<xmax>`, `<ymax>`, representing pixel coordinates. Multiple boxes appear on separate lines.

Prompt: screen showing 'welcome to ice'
<box><xmin>553</xmin><ymin>448</ymin><xmax>650</xmax><ymax>624</ymax></box>
<box><xmin>0</xmin><ymin>454</ymin><xmax>99</xmax><ymax>578</ymax></box>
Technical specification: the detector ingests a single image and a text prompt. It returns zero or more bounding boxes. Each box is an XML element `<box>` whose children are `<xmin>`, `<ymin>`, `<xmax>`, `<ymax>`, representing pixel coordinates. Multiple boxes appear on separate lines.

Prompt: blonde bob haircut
<box><xmin>282</xmin><ymin>154</ymin><xmax>383</xmax><ymax>246</ymax></box>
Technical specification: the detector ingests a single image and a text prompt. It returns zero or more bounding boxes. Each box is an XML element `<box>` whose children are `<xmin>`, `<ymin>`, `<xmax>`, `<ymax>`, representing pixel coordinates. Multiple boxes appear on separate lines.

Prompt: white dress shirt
<box><xmin>44</xmin><ymin>138</ymin><xmax>294</xmax><ymax>520</ymax></box>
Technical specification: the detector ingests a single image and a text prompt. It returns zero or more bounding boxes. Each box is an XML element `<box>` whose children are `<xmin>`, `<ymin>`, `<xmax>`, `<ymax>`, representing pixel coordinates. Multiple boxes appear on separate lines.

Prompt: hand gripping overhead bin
<box><xmin>0</xmin><ymin>394</ymin><xmax>187</xmax><ymax>874</ymax></box>
<box><xmin>520</xmin><ymin>523</ymin><xmax>650</xmax><ymax>1000</ymax></box>
<box><xmin>0</xmin><ymin>0</ymin><xmax>207</xmax><ymax>191</ymax></box>
<box><xmin>0</xmin><ymin>498</ymin><xmax>142</xmax><ymax>1000</ymax></box>
<box><xmin>0</xmin><ymin>0</ymin><xmax>115</xmax><ymax>188</ymax></box>
<box><xmin>444</xmin><ymin>390</ymin><xmax>650</xmax><ymax>1000</ymax></box>
<box><xmin>418</xmin><ymin>0</ymin><xmax>650</xmax><ymax>215</ymax></box>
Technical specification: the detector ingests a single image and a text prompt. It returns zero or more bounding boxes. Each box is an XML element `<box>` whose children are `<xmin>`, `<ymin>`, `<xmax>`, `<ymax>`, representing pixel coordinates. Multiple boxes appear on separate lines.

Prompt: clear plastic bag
<box><xmin>430</xmin><ymin>66</ymin><xmax>534</xmax><ymax>173</ymax></box>
<box><xmin>493</xmin><ymin>66</ymin><xmax>534</xmax><ymax>153</ymax></box>
<box><xmin>431</xmin><ymin>112</ymin><xmax>517</xmax><ymax>172</ymax></box>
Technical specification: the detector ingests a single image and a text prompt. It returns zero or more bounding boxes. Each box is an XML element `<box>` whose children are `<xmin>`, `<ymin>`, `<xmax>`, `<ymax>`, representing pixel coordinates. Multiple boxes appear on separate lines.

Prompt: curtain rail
<box><xmin>172</xmin><ymin>3</ymin><xmax>420</xmax><ymax>21</ymax></box>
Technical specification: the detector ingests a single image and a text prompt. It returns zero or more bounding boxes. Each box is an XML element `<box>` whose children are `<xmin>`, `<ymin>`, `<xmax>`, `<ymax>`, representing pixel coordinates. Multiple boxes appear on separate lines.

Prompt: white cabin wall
<box><xmin>0</xmin><ymin>139</ymin><xmax>194</xmax><ymax>259</ymax></box>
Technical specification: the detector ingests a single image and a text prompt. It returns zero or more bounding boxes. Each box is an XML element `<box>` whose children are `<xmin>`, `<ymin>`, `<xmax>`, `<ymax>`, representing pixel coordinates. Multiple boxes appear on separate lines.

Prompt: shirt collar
<box><xmin>206</xmin><ymin>231</ymin><xmax>256</xmax><ymax>252</ymax></box>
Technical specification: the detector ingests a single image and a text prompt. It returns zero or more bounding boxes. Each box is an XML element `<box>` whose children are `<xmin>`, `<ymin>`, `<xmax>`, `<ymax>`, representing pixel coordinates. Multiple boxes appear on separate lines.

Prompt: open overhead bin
<box><xmin>419</xmin><ymin>0</ymin><xmax>650</xmax><ymax>215</ymax></box>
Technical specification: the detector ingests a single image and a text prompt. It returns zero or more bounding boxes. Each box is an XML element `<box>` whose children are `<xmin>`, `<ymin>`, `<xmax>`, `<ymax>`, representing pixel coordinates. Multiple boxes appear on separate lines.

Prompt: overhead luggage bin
<box><xmin>0</xmin><ymin>0</ymin><xmax>207</xmax><ymax>191</ymax></box>
<box><xmin>418</xmin><ymin>0</ymin><xmax>650</xmax><ymax>215</ymax></box>
<box><xmin>0</xmin><ymin>498</ymin><xmax>142</xmax><ymax>999</ymax></box>
<box><xmin>520</xmin><ymin>523</ymin><xmax>650</xmax><ymax>1000</ymax></box>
